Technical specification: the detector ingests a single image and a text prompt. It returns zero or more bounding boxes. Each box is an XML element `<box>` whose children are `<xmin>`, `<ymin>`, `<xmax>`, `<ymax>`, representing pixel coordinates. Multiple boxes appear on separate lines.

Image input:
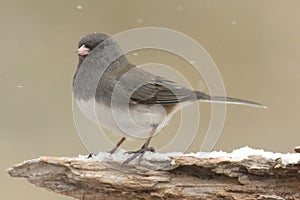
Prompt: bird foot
<box><xmin>122</xmin><ymin>144</ymin><xmax>155</xmax><ymax>166</ymax></box>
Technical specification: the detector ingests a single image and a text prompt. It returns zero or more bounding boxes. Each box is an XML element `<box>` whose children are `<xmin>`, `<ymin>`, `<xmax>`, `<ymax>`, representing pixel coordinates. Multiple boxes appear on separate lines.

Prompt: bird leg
<box><xmin>87</xmin><ymin>137</ymin><xmax>126</xmax><ymax>159</ymax></box>
<box><xmin>109</xmin><ymin>137</ymin><xmax>126</xmax><ymax>154</ymax></box>
<box><xmin>122</xmin><ymin>124</ymin><xmax>158</xmax><ymax>166</ymax></box>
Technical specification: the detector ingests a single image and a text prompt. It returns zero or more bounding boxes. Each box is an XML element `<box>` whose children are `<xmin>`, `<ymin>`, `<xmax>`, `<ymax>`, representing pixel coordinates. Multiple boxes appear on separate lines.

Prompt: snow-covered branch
<box><xmin>7</xmin><ymin>147</ymin><xmax>300</xmax><ymax>199</ymax></box>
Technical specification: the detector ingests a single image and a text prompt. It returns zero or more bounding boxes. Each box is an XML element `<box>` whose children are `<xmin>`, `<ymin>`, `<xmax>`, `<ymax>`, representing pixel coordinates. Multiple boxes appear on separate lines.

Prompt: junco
<box><xmin>73</xmin><ymin>32</ymin><xmax>265</xmax><ymax>164</ymax></box>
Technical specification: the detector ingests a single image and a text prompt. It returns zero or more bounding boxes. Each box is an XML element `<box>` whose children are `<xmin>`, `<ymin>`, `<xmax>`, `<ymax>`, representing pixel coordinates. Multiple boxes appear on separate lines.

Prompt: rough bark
<box><xmin>7</xmin><ymin>151</ymin><xmax>300</xmax><ymax>200</ymax></box>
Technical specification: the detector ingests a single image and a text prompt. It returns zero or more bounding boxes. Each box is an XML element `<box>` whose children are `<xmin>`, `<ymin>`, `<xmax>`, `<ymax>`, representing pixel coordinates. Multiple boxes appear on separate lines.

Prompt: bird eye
<box><xmin>84</xmin><ymin>45</ymin><xmax>92</xmax><ymax>49</ymax></box>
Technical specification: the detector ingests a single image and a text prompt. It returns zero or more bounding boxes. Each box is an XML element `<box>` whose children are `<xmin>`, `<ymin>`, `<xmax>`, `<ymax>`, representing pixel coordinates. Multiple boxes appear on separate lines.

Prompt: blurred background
<box><xmin>1</xmin><ymin>0</ymin><xmax>299</xmax><ymax>199</ymax></box>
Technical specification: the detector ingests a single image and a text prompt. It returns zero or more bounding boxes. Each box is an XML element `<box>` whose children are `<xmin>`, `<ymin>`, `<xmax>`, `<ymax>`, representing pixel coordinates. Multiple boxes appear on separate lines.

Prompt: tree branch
<box><xmin>7</xmin><ymin>147</ymin><xmax>300</xmax><ymax>200</ymax></box>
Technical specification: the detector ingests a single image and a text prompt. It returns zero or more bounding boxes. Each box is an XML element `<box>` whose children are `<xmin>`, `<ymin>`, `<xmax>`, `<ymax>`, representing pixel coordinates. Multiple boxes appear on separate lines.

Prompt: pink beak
<box><xmin>77</xmin><ymin>45</ymin><xmax>90</xmax><ymax>56</ymax></box>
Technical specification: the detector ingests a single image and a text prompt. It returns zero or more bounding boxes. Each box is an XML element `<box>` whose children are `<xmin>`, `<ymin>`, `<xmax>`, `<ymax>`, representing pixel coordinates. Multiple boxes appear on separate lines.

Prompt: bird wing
<box><xmin>114</xmin><ymin>68</ymin><xmax>207</xmax><ymax>105</ymax></box>
<box><xmin>130</xmin><ymin>80</ymin><xmax>198</xmax><ymax>104</ymax></box>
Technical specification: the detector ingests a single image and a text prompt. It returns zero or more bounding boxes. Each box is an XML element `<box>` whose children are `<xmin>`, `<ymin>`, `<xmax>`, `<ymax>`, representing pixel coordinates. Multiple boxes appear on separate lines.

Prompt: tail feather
<box><xmin>196</xmin><ymin>92</ymin><xmax>267</xmax><ymax>109</ymax></box>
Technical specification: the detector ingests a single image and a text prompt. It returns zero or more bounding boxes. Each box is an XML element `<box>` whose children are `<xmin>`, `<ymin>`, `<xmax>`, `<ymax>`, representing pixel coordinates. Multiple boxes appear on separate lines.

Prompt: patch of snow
<box><xmin>186</xmin><ymin>146</ymin><xmax>300</xmax><ymax>164</ymax></box>
<box><xmin>137</xmin><ymin>18</ymin><xmax>143</xmax><ymax>23</ymax></box>
<box><xmin>78</xmin><ymin>147</ymin><xmax>300</xmax><ymax>164</ymax></box>
<box><xmin>76</xmin><ymin>5</ymin><xmax>83</xmax><ymax>10</ymax></box>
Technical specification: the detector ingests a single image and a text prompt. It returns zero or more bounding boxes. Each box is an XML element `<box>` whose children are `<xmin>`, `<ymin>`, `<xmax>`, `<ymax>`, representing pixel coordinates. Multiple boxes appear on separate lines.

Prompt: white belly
<box><xmin>76</xmin><ymin>99</ymin><xmax>170</xmax><ymax>139</ymax></box>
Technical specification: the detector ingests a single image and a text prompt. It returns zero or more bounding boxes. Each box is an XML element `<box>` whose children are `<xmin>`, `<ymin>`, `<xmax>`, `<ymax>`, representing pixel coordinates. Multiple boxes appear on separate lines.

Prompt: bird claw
<box><xmin>122</xmin><ymin>145</ymin><xmax>155</xmax><ymax>167</ymax></box>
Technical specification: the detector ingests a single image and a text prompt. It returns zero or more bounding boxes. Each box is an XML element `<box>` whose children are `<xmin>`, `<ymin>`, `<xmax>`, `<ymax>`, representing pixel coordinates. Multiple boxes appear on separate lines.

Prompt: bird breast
<box><xmin>75</xmin><ymin>98</ymin><xmax>172</xmax><ymax>138</ymax></box>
